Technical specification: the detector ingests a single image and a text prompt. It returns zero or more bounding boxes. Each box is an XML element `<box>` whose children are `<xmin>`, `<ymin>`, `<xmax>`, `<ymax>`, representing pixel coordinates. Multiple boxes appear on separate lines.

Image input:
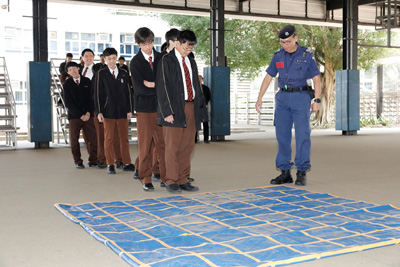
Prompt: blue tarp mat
<box><xmin>55</xmin><ymin>186</ymin><xmax>400</xmax><ymax>266</ymax></box>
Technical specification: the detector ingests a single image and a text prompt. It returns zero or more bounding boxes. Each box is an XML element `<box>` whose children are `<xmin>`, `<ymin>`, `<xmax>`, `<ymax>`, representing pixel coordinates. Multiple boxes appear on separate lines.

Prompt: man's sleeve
<box><xmin>266</xmin><ymin>54</ymin><xmax>278</xmax><ymax>78</ymax></box>
<box><xmin>93</xmin><ymin>71</ymin><xmax>101</xmax><ymax>114</ymax></box>
<box><xmin>307</xmin><ymin>52</ymin><xmax>321</xmax><ymax>79</ymax></box>
<box><xmin>130</xmin><ymin>59</ymin><xmax>156</xmax><ymax>97</ymax></box>
<box><xmin>156</xmin><ymin>57</ymin><xmax>173</xmax><ymax>119</ymax></box>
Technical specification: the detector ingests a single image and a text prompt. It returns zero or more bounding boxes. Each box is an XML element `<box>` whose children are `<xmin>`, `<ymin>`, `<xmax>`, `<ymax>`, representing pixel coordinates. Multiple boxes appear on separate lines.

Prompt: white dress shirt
<box><xmin>174</xmin><ymin>49</ymin><xmax>195</xmax><ymax>100</ymax></box>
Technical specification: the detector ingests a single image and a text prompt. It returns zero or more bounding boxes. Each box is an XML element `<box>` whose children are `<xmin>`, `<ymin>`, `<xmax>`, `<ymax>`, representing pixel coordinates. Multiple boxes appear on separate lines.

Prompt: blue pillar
<box><xmin>27</xmin><ymin>61</ymin><xmax>52</xmax><ymax>148</ymax></box>
<box><xmin>335</xmin><ymin>70</ymin><xmax>360</xmax><ymax>135</ymax></box>
<box><xmin>204</xmin><ymin>66</ymin><xmax>230</xmax><ymax>141</ymax></box>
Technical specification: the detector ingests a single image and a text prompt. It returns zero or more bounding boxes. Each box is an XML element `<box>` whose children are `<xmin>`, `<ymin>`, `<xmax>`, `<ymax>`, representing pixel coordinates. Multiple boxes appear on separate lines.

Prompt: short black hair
<box><xmin>66</xmin><ymin>53</ymin><xmax>73</xmax><ymax>58</ymax></box>
<box><xmin>65</xmin><ymin>61</ymin><xmax>79</xmax><ymax>70</ymax></box>
<box><xmin>103</xmin><ymin>47</ymin><xmax>118</xmax><ymax>57</ymax></box>
<box><xmin>177</xmin><ymin>30</ymin><xmax>197</xmax><ymax>46</ymax></box>
<box><xmin>165</xmin><ymin>28</ymin><xmax>179</xmax><ymax>43</ymax></box>
<box><xmin>81</xmin><ymin>48</ymin><xmax>94</xmax><ymax>57</ymax></box>
<box><xmin>118</xmin><ymin>56</ymin><xmax>125</xmax><ymax>61</ymax></box>
<box><xmin>134</xmin><ymin>27</ymin><xmax>155</xmax><ymax>44</ymax></box>
<box><xmin>161</xmin><ymin>42</ymin><xmax>168</xmax><ymax>52</ymax></box>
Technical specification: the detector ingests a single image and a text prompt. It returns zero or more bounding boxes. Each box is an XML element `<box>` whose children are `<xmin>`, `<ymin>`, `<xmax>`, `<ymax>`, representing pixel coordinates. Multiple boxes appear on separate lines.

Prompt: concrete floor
<box><xmin>1</xmin><ymin>126</ymin><xmax>400</xmax><ymax>267</ymax></box>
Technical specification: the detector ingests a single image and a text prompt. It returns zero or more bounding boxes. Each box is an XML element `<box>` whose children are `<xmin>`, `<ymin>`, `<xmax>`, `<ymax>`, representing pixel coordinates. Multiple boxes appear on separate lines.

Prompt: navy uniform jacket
<box><xmin>93</xmin><ymin>66</ymin><xmax>133</xmax><ymax>119</ymax></box>
<box><xmin>266</xmin><ymin>44</ymin><xmax>320</xmax><ymax>89</ymax></box>
<box><xmin>156</xmin><ymin>48</ymin><xmax>207</xmax><ymax>130</ymax></box>
<box><xmin>63</xmin><ymin>76</ymin><xmax>94</xmax><ymax>120</ymax></box>
<box><xmin>130</xmin><ymin>48</ymin><xmax>160</xmax><ymax>113</ymax></box>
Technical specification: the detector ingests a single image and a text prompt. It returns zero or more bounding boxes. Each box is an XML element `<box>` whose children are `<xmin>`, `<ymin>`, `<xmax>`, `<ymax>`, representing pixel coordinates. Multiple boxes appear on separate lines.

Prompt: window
<box><xmin>5</xmin><ymin>27</ymin><xmax>32</xmax><ymax>52</ymax></box>
<box><xmin>65</xmin><ymin>32</ymin><xmax>111</xmax><ymax>55</ymax></box>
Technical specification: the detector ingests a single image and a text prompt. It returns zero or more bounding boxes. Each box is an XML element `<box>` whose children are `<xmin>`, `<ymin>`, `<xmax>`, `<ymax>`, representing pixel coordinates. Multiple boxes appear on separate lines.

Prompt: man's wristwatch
<box><xmin>313</xmin><ymin>98</ymin><xmax>321</xmax><ymax>103</ymax></box>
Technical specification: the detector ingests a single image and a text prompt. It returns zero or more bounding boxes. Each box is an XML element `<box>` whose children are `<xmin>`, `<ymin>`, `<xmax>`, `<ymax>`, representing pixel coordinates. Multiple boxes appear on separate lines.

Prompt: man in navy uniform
<box><xmin>255</xmin><ymin>24</ymin><xmax>321</xmax><ymax>186</ymax></box>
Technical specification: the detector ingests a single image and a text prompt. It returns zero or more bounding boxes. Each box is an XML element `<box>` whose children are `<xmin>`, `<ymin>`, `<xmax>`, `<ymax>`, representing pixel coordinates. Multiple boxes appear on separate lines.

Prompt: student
<box><xmin>59</xmin><ymin>53</ymin><xmax>73</xmax><ymax>84</ymax></box>
<box><xmin>196</xmin><ymin>75</ymin><xmax>211</xmax><ymax>143</ymax></box>
<box><xmin>80</xmin><ymin>48</ymin><xmax>123</xmax><ymax>169</ymax></box>
<box><xmin>63</xmin><ymin>61</ymin><xmax>97</xmax><ymax>169</ymax></box>
<box><xmin>162</xmin><ymin>28</ymin><xmax>179</xmax><ymax>54</ymax></box>
<box><xmin>117</xmin><ymin>56</ymin><xmax>130</xmax><ymax>74</ymax></box>
<box><xmin>94</xmin><ymin>47</ymin><xmax>135</xmax><ymax>174</ymax></box>
<box><xmin>130</xmin><ymin>27</ymin><xmax>166</xmax><ymax>191</ymax></box>
<box><xmin>156</xmin><ymin>30</ymin><xmax>208</xmax><ymax>193</ymax></box>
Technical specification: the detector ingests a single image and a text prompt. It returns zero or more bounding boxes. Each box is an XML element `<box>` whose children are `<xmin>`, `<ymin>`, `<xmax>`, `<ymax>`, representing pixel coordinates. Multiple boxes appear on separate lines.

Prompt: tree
<box><xmin>161</xmin><ymin>14</ymin><xmax>394</xmax><ymax>125</ymax></box>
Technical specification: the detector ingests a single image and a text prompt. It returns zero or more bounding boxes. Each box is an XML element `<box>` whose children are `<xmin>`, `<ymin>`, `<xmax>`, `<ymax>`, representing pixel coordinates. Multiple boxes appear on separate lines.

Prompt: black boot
<box><xmin>295</xmin><ymin>171</ymin><xmax>307</xmax><ymax>186</ymax></box>
<box><xmin>270</xmin><ymin>170</ymin><xmax>293</xmax><ymax>185</ymax></box>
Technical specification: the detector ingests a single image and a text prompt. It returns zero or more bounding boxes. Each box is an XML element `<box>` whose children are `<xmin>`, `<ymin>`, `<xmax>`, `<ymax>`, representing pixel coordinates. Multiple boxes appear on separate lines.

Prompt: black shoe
<box><xmin>180</xmin><ymin>182</ymin><xmax>199</xmax><ymax>192</ymax></box>
<box><xmin>143</xmin><ymin>183</ymin><xmax>154</xmax><ymax>191</ymax></box>
<box><xmin>76</xmin><ymin>163</ymin><xmax>85</xmax><ymax>169</ymax></box>
<box><xmin>123</xmin><ymin>163</ymin><xmax>135</xmax><ymax>172</ymax></box>
<box><xmin>152</xmin><ymin>173</ymin><xmax>161</xmax><ymax>182</ymax></box>
<box><xmin>166</xmin><ymin>184</ymin><xmax>182</xmax><ymax>193</ymax></box>
<box><xmin>204</xmin><ymin>140</ymin><xmax>210</xmax><ymax>144</ymax></box>
<box><xmin>133</xmin><ymin>169</ymin><xmax>140</xmax><ymax>179</ymax></box>
<box><xmin>116</xmin><ymin>162</ymin><xmax>124</xmax><ymax>169</ymax></box>
<box><xmin>188</xmin><ymin>177</ymin><xmax>195</xmax><ymax>182</ymax></box>
<box><xmin>270</xmin><ymin>170</ymin><xmax>293</xmax><ymax>185</ymax></box>
<box><xmin>160</xmin><ymin>181</ymin><xmax>166</xmax><ymax>188</ymax></box>
<box><xmin>88</xmin><ymin>162</ymin><xmax>97</xmax><ymax>167</ymax></box>
<box><xmin>295</xmin><ymin>171</ymin><xmax>307</xmax><ymax>186</ymax></box>
<box><xmin>97</xmin><ymin>162</ymin><xmax>107</xmax><ymax>169</ymax></box>
<box><xmin>107</xmin><ymin>165</ymin><xmax>116</xmax><ymax>174</ymax></box>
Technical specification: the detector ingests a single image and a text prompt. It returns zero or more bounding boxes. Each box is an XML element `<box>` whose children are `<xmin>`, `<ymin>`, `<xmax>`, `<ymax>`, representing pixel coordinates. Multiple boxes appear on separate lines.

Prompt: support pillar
<box><xmin>377</xmin><ymin>64</ymin><xmax>383</xmax><ymax>119</ymax></box>
<box><xmin>207</xmin><ymin>0</ymin><xmax>230</xmax><ymax>141</ymax></box>
<box><xmin>336</xmin><ymin>0</ymin><xmax>360</xmax><ymax>135</ymax></box>
<box><xmin>29</xmin><ymin>0</ymin><xmax>51</xmax><ymax>148</ymax></box>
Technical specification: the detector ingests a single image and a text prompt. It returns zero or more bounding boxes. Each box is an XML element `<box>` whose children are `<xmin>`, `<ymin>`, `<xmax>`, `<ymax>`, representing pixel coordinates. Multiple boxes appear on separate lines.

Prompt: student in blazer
<box><xmin>94</xmin><ymin>47</ymin><xmax>135</xmax><ymax>174</ymax></box>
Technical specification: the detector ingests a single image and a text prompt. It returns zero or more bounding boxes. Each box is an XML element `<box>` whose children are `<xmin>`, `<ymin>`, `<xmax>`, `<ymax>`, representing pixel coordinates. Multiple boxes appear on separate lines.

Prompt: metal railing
<box><xmin>50</xmin><ymin>58</ymin><xmax>69</xmax><ymax>144</ymax></box>
<box><xmin>0</xmin><ymin>57</ymin><xmax>18</xmax><ymax>147</ymax></box>
<box><xmin>231</xmin><ymin>92</ymin><xmax>275</xmax><ymax>126</ymax></box>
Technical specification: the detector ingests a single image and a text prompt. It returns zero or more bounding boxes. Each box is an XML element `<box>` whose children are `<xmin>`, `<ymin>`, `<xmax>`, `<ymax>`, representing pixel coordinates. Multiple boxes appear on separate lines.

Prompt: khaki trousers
<box><xmin>69</xmin><ymin>117</ymin><xmax>97</xmax><ymax>164</ymax></box>
<box><xmin>163</xmin><ymin>102</ymin><xmax>196</xmax><ymax>185</ymax></box>
<box><xmin>94</xmin><ymin>113</ymin><xmax>122</xmax><ymax>164</ymax></box>
<box><xmin>103</xmin><ymin>118</ymin><xmax>131</xmax><ymax>166</ymax></box>
<box><xmin>136</xmin><ymin>112</ymin><xmax>166</xmax><ymax>184</ymax></box>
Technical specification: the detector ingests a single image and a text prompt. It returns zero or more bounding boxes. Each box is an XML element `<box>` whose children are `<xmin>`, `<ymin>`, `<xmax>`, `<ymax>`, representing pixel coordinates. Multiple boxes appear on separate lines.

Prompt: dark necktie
<box><xmin>182</xmin><ymin>57</ymin><xmax>193</xmax><ymax>101</ymax></box>
<box><xmin>76</xmin><ymin>79</ymin><xmax>79</xmax><ymax>86</ymax></box>
<box><xmin>149</xmin><ymin>56</ymin><xmax>153</xmax><ymax>69</ymax></box>
<box><xmin>82</xmin><ymin>67</ymin><xmax>88</xmax><ymax>77</ymax></box>
<box><xmin>112</xmin><ymin>70</ymin><xmax>115</xmax><ymax>79</ymax></box>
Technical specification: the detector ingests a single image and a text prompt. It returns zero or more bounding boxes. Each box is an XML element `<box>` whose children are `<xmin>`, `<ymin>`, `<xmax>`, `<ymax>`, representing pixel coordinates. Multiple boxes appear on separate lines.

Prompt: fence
<box><xmin>231</xmin><ymin>92</ymin><xmax>400</xmax><ymax>126</ymax></box>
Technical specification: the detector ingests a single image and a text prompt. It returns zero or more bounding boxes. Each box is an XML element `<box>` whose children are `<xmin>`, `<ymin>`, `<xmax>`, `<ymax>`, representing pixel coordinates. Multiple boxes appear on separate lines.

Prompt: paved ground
<box><xmin>1</xmin><ymin>126</ymin><xmax>399</xmax><ymax>267</ymax></box>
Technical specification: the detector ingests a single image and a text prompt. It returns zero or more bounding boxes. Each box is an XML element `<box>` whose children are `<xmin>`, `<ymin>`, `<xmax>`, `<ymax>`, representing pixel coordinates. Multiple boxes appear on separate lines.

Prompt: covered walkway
<box><xmin>1</xmin><ymin>126</ymin><xmax>400</xmax><ymax>266</ymax></box>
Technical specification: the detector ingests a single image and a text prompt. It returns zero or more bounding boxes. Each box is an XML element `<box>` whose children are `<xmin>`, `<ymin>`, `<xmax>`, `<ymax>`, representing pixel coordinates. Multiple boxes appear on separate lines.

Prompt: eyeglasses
<box><xmin>280</xmin><ymin>38</ymin><xmax>294</xmax><ymax>45</ymax></box>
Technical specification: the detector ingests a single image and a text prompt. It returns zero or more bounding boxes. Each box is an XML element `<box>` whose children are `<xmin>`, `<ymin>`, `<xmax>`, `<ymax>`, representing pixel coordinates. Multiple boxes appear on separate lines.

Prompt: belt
<box><xmin>280</xmin><ymin>86</ymin><xmax>312</xmax><ymax>92</ymax></box>
<box><xmin>185</xmin><ymin>100</ymin><xmax>194</xmax><ymax>102</ymax></box>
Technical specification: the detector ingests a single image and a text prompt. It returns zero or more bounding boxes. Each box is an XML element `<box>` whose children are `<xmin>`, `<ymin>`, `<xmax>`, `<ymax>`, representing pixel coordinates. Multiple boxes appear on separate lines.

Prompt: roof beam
<box><xmin>327</xmin><ymin>0</ymin><xmax>383</xmax><ymax>11</ymax></box>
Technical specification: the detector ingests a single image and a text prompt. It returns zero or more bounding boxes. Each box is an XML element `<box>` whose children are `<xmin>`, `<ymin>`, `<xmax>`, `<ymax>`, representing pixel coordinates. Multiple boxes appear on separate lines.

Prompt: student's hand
<box><xmin>81</xmin><ymin>112</ymin><xmax>90</xmax><ymax>122</ymax></box>
<box><xmin>144</xmin><ymin>80</ymin><xmax>155</xmax><ymax>88</ymax></box>
<box><xmin>97</xmin><ymin>113</ymin><xmax>104</xmax><ymax>123</ymax></box>
<box><xmin>164</xmin><ymin>115</ymin><xmax>174</xmax><ymax>124</ymax></box>
<box><xmin>127</xmin><ymin>112</ymin><xmax>132</xmax><ymax>120</ymax></box>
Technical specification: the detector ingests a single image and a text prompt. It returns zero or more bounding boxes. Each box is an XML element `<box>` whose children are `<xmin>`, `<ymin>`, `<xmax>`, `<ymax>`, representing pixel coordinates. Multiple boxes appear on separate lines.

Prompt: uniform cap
<box><xmin>278</xmin><ymin>25</ymin><xmax>296</xmax><ymax>39</ymax></box>
<box><xmin>65</xmin><ymin>61</ymin><xmax>79</xmax><ymax>70</ymax></box>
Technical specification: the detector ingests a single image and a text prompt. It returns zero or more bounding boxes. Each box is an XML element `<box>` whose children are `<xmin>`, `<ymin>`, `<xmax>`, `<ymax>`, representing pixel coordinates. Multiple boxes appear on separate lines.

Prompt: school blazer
<box><xmin>156</xmin><ymin>48</ymin><xmax>208</xmax><ymax>130</ymax></box>
<box><xmin>63</xmin><ymin>76</ymin><xmax>94</xmax><ymax>120</ymax></box>
<box><xmin>94</xmin><ymin>66</ymin><xmax>133</xmax><ymax>119</ymax></box>
<box><xmin>130</xmin><ymin>48</ymin><xmax>160</xmax><ymax>113</ymax></box>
